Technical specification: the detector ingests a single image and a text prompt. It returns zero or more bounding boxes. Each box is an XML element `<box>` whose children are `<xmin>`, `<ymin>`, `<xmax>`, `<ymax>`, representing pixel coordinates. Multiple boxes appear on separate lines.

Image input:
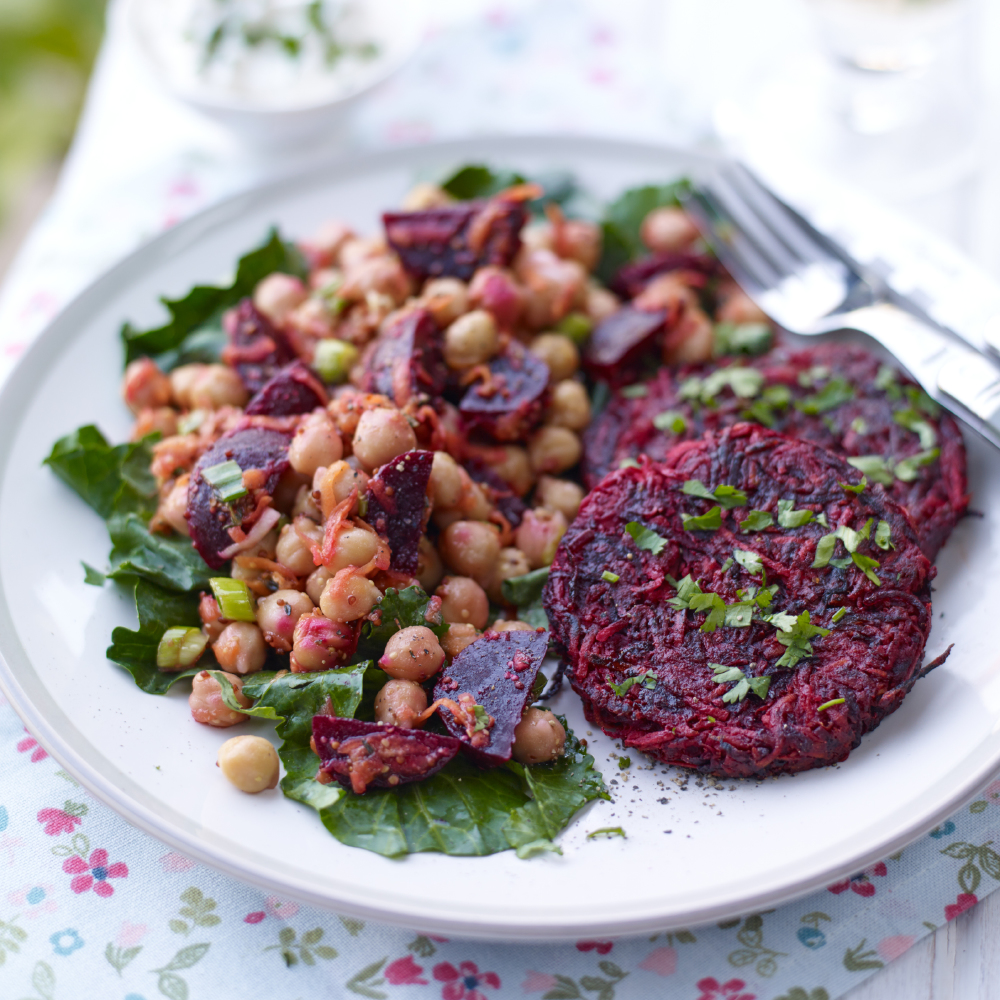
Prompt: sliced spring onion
<box><xmin>556</xmin><ymin>312</ymin><xmax>593</xmax><ymax>344</ymax></box>
<box><xmin>156</xmin><ymin>627</ymin><xmax>208</xmax><ymax>671</ymax></box>
<box><xmin>602</xmin><ymin>570</ymin><xmax>620</xmax><ymax>583</ymax></box>
<box><xmin>818</xmin><ymin>697</ymin><xmax>846</xmax><ymax>712</ymax></box>
<box><xmin>210</xmin><ymin>577</ymin><xmax>257</xmax><ymax>622</ymax></box>
<box><xmin>202</xmin><ymin>460</ymin><xmax>247</xmax><ymax>502</ymax></box>
<box><xmin>313</xmin><ymin>338</ymin><xmax>359</xmax><ymax>384</ymax></box>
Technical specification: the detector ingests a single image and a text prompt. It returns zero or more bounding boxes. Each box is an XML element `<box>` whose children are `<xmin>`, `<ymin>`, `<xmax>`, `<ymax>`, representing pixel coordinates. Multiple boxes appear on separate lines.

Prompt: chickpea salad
<box><xmin>44</xmin><ymin>163</ymin><xmax>762</xmax><ymax>858</ymax></box>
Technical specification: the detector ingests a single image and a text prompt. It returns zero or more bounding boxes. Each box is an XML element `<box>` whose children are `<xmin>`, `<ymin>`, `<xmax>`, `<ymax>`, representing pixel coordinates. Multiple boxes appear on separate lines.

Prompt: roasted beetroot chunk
<box><xmin>459</xmin><ymin>343</ymin><xmax>549</xmax><ymax>442</ymax></box>
<box><xmin>364</xmin><ymin>449</ymin><xmax>434</xmax><ymax>574</ymax></box>
<box><xmin>356</xmin><ymin>308</ymin><xmax>447</xmax><ymax>407</ymax></box>
<box><xmin>612</xmin><ymin>251</ymin><xmax>718</xmax><ymax>299</ymax></box>
<box><xmin>465</xmin><ymin>458</ymin><xmax>527</xmax><ymax>528</ymax></box>
<box><xmin>433</xmin><ymin>628</ymin><xmax>548</xmax><ymax>766</ymax></box>
<box><xmin>185</xmin><ymin>426</ymin><xmax>291</xmax><ymax>569</ymax></box>
<box><xmin>582</xmin><ymin>341</ymin><xmax>968</xmax><ymax>559</ymax></box>
<box><xmin>584</xmin><ymin>306</ymin><xmax>667</xmax><ymax>386</ymax></box>
<box><xmin>546</xmin><ymin>424</ymin><xmax>934</xmax><ymax>779</ymax></box>
<box><xmin>313</xmin><ymin>717</ymin><xmax>461</xmax><ymax>794</ymax></box>
<box><xmin>222</xmin><ymin>299</ymin><xmax>294</xmax><ymax>393</ymax></box>
<box><xmin>244</xmin><ymin>360</ymin><xmax>327</xmax><ymax>416</ymax></box>
<box><xmin>383</xmin><ymin>199</ymin><xmax>527</xmax><ymax>282</ymax></box>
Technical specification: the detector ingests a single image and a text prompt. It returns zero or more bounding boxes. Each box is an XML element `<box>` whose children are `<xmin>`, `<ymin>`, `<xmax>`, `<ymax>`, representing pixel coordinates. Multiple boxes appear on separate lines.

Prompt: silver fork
<box><xmin>683</xmin><ymin>162</ymin><xmax>1000</xmax><ymax>451</ymax></box>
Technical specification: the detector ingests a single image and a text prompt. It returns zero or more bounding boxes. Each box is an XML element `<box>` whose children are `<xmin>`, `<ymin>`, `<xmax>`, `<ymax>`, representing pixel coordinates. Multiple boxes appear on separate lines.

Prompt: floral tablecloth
<box><xmin>1</xmin><ymin>2</ymin><xmax>997</xmax><ymax>998</ymax></box>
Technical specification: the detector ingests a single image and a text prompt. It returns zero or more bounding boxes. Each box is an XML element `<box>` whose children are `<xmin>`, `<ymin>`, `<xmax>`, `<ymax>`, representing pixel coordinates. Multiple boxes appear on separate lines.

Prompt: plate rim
<box><xmin>0</xmin><ymin>133</ymin><xmax>996</xmax><ymax>940</ymax></box>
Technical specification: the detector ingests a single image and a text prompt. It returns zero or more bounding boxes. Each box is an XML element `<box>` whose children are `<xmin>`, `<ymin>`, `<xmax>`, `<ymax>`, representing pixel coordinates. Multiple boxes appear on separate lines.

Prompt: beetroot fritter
<box><xmin>545</xmin><ymin>423</ymin><xmax>934</xmax><ymax>778</ymax></box>
<box><xmin>583</xmin><ymin>341</ymin><xmax>967</xmax><ymax>559</ymax></box>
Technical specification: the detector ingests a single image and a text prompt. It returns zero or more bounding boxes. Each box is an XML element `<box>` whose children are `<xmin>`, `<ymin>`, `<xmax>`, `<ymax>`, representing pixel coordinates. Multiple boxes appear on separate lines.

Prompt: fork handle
<box><xmin>827</xmin><ymin>302</ymin><xmax>1000</xmax><ymax>450</ymax></box>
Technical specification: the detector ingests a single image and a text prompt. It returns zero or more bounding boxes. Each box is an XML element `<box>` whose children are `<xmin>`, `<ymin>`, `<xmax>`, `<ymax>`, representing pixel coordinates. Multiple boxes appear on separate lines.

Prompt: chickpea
<box><xmin>189</xmin><ymin>670</ymin><xmax>250</xmax><ymax>727</ymax></box>
<box><xmin>554</xmin><ymin>218</ymin><xmax>602</xmax><ymax>272</ymax></box>
<box><xmin>515</xmin><ymin>248</ymin><xmax>588</xmax><ymax>329</ymax></box>
<box><xmin>520</xmin><ymin>221</ymin><xmax>555</xmax><ymax>252</ymax></box>
<box><xmin>289</xmin><ymin>412</ymin><xmax>343</xmax><ymax>476</ymax></box>
<box><xmin>492</xmin><ymin>619</ymin><xmax>534</xmax><ymax>632</ymax></box>
<box><xmin>443</xmin><ymin>310</ymin><xmax>499</xmax><ymax>369</ymax></box>
<box><xmin>535</xmin><ymin>476</ymin><xmax>584</xmax><ymax>521</ymax></box>
<box><xmin>253</xmin><ymin>273</ymin><xmax>308</xmax><ymax>325</ymax></box>
<box><xmin>275</xmin><ymin>517</ymin><xmax>323</xmax><ymax>576</ymax></box>
<box><xmin>545</xmin><ymin>380</ymin><xmax>591</xmax><ymax>431</ymax></box>
<box><xmin>441</xmin><ymin>623</ymin><xmax>480</xmax><ymax>659</ymax></box>
<box><xmin>338</xmin><ymin>236</ymin><xmax>386</xmax><ymax>270</ymax></box>
<box><xmin>340</xmin><ymin>255</ymin><xmax>412</xmax><ymax>306</ymax></box>
<box><xmin>351</xmin><ymin>407</ymin><xmax>417</xmax><ymax>471</ymax></box>
<box><xmin>515</xmin><ymin>507</ymin><xmax>568</xmax><ymax>569</ymax></box>
<box><xmin>586</xmin><ymin>282</ymin><xmax>620</xmax><ymax>323</ymax></box>
<box><xmin>327</xmin><ymin>525</ymin><xmax>379</xmax><ymax>572</ymax></box>
<box><xmin>402</xmin><ymin>182</ymin><xmax>453</xmax><ymax>210</ymax></box>
<box><xmin>272</xmin><ymin>469</ymin><xmax>308</xmax><ymax>514</ymax></box>
<box><xmin>468</xmin><ymin>267</ymin><xmax>525</xmax><ymax>329</ymax></box>
<box><xmin>379</xmin><ymin>625</ymin><xmax>445</xmax><ymax>681</ymax></box>
<box><xmin>290</xmin><ymin>611</ymin><xmax>354</xmax><ymax>671</ymax></box>
<box><xmin>529</xmin><ymin>333</ymin><xmax>578</xmax><ymax>383</ymax></box>
<box><xmin>717</xmin><ymin>287</ymin><xmax>768</xmax><ymax>325</ymax></box>
<box><xmin>218</xmin><ymin>735</ymin><xmax>280</xmax><ymax>793</ymax></box>
<box><xmin>308</xmin><ymin>220</ymin><xmax>354</xmax><ymax>265</ymax></box>
<box><xmin>320</xmin><ymin>570</ymin><xmax>381</xmax><ymax>622</ymax></box>
<box><xmin>428</xmin><ymin>451</ymin><xmax>464</xmax><ymax>509</ymax></box>
<box><xmin>169</xmin><ymin>364</ymin><xmax>204</xmax><ymax>409</ymax></box>
<box><xmin>512</xmin><ymin>708</ymin><xmax>566</xmax><ymax>764</ymax></box>
<box><xmin>291</xmin><ymin>484</ymin><xmax>322</xmax><ymax>522</ymax></box>
<box><xmin>485</xmin><ymin>445</ymin><xmax>534</xmax><ymax>497</ymax></box>
<box><xmin>159</xmin><ymin>475</ymin><xmax>190</xmax><ymax>536</ymax></box>
<box><xmin>439</xmin><ymin>521</ymin><xmax>501</xmax><ymax>584</ymax></box>
<box><xmin>421</xmin><ymin>277</ymin><xmax>469</xmax><ymax>328</ymax></box>
<box><xmin>132</xmin><ymin>406</ymin><xmax>178</xmax><ymax>441</ymax></box>
<box><xmin>123</xmin><ymin>358</ymin><xmax>172</xmax><ymax>414</ymax></box>
<box><xmin>305</xmin><ymin>565</ymin><xmax>333</xmax><ymax>605</ymax></box>
<box><xmin>416</xmin><ymin>535</ymin><xmax>444</xmax><ymax>593</ymax></box>
<box><xmin>435</xmin><ymin>576</ymin><xmax>489</xmax><ymax>630</ymax></box>
<box><xmin>640</xmin><ymin>206</ymin><xmax>700</xmax><ymax>253</ymax></box>
<box><xmin>528</xmin><ymin>426</ymin><xmax>582</xmax><ymax>475</ymax></box>
<box><xmin>486</xmin><ymin>546</ymin><xmax>531</xmax><ymax>604</ymax></box>
<box><xmin>317</xmin><ymin>460</ymin><xmax>369</xmax><ymax>510</ymax></box>
<box><xmin>256</xmin><ymin>590</ymin><xmax>314</xmax><ymax>652</ymax></box>
<box><xmin>212</xmin><ymin>622</ymin><xmax>268</xmax><ymax>675</ymax></box>
<box><xmin>189</xmin><ymin>364</ymin><xmax>248</xmax><ymax>410</ymax></box>
<box><xmin>374</xmin><ymin>678</ymin><xmax>428</xmax><ymax>728</ymax></box>
<box><xmin>663</xmin><ymin>305</ymin><xmax>714</xmax><ymax>365</ymax></box>
<box><xmin>199</xmin><ymin>592</ymin><xmax>224</xmax><ymax>643</ymax></box>
<box><xmin>633</xmin><ymin>272</ymin><xmax>695</xmax><ymax>314</ymax></box>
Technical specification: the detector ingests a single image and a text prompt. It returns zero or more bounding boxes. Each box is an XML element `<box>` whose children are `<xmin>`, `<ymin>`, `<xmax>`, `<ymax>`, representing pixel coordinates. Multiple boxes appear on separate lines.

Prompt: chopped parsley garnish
<box><xmin>713</xmin><ymin>321</ymin><xmax>772</xmax><ymax>356</ymax></box>
<box><xmin>839</xmin><ymin>474</ymin><xmax>869</xmax><ymax>494</ymax></box>
<box><xmin>721</xmin><ymin>557</ymin><xmax>734</xmax><ymax>571</ymax></box>
<box><xmin>742</xmin><ymin>383</ymin><xmax>792</xmax><ymax>427</ymax></box>
<box><xmin>894</xmin><ymin>448</ymin><xmax>939</xmax><ymax>482</ymax></box>
<box><xmin>776</xmin><ymin>499</ymin><xmax>816</xmax><ymax>528</ymax></box>
<box><xmin>850</xmin><ymin>552</ymin><xmax>881</xmax><ymax>585</ymax></box>
<box><xmin>893</xmin><ymin>408</ymin><xmax>937</xmax><ymax>449</ymax></box>
<box><xmin>818</xmin><ymin>698</ymin><xmax>846</xmax><ymax>712</ymax></box>
<box><xmin>625</xmin><ymin>521</ymin><xmax>667</xmax><ymax>553</ymax></box>
<box><xmin>587</xmin><ymin>827</ymin><xmax>627</xmax><ymax>840</ymax></box>
<box><xmin>797</xmin><ymin>364</ymin><xmax>831</xmax><ymax>388</ymax></box>
<box><xmin>681</xmin><ymin>479</ymin><xmax>747</xmax><ymax>509</ymax></box>
<box><xmin>680</xmin><ymin>506</ymin><xmax>723</xmax><ymax>532</ymax></box>
<box><xmin>906</xmin><ymin>384</ymin><xmax>940</xmax><ymax>418</ymax></box>
<box><xmin>875</xmin><ymin>364</ymin><xmax>902</xmax><ymax>400</ymax></box>
<box><xmin>710</xmin><ymin>663</ymin><xmax>771</xmax><ymax>703</ymax></box>
<box><xmin>602</xmin><ymin>570</ymin><xmax>620</xmax><ymax>583</ymax></box>
<box><xmin>667</xmin><ymin>575</ymin><xmax>726</xmax><ymax>632</ymax></box>
<box><xmin>875</xmin><ymin>520</ymin><xmax>894</xmax><ymax>551</ymax></box>
<box><xmin>760</xmin><ymin>610</ymin><xmax>797</xmax><ymax>632</ymax></box>
<box><xmin>621</xmin><ymin>383</ymin><xmax>648</xmax><ymax>399</ymax></box>
<box><xmin>774</xmin><ymin>611</ymin><xmax>830</xmax><ymax>668</ymax></box>
<box><xmin>679</xmin><ymin>365</ymin><xmax>764</xmax><ymax>405</ymax></box>
<box><xmin>850</xmin><ymin>417</ymin><xmax>868</xmax><ymax>434</ymax></box>
<box><xmin>618</xmin><ymin>756</ymin><xmax>632</xmax><ymax>770</ymax></box>
<box><xmin>847</xmin><ymin>455</ymin><xmax>893</xmax><ymax>485</ymax></box>
<box><xmin>653</xmin><ymin>410</ymin><xmax>687</xmax><ymax>433</ymax></box>
<box><xmin>733</xmin><ymin>548</ymin><xmax>763</xmax><ymax>577</ymax></box>
<box><xmin>831</xmin><ymin>607</ymin><xmax>848</xmax><ymax>623</ymax></box>
<box><xmin>795</xmin><ymin>375</ymin><xmax>855</xmax><ymax>414</ymax></box>
<box><xmin>608</xmin><ymin>671</ymin><xmax>657</xmax><ymax>696</ymax></box>
<box><xmin>812</xmin><ymin>521</ymin><xmax>880</xmax><ymax>583</ymax></box>
<box><xmin>848</xmin><ymin>448</ymin><xmax>939</xmax><ymax>485</ymax></box>
<box><xmin>740</xmin><ymin>510</ymin><xmax>774</xmax><ymax>532</ymax></box>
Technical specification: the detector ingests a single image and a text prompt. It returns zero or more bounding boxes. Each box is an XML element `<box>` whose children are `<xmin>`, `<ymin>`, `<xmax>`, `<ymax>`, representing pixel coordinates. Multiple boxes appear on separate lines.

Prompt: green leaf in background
<box><xmin>354</xmin><ymin>586</ymin><xmax>447</xmax><ymax>663</ymax></box>
<box><xmin>44</xmin><ymin>426</ymin><xmax>158</xmax><ymax>520</ymax></box>
<box><xmin>439</xmin><ymin>163</ymin><xmax>527</xmax><ymax>200</ymax></box>
<box><xmin>106</xmin><ymin>578</ymin><xmax>207</xmax><ymax>694</ymax></box>
<box><xmin>595</xmin><ymin>179</ymin><xmax>692</xmax><ymax>284</ymax></box>
<box><xmin>121</xmin><ymin>228</ymin><xmax>307</xmax><ymax>366</ymax></box>
<box><xmin>107</xmin><ymin>512</ymin><xmax>216</xmax><ymax>592</ymax></box>
<box><xmin>501</xmin><ymin>567</ymin><xmax>549</xmax><ymax>607</ymax></box>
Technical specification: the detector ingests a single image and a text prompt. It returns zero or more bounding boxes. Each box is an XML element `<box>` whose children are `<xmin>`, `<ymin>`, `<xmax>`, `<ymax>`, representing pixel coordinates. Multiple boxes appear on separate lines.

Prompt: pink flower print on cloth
<box><xmin>264</xmin><ymin>896</ymin><xmax>299</xmax><ymax>920</ymax></box>
<box><xmin>695</xmin><ymin>978</ymin><xmax>756</xmax><ymax>1000</ymax></box>
<box><xmin>828</xmin><ymin>861</ymin><xmax>888</xmax><ymax>897</ymax></box>
<box><xmin>385</xmin><ymin>956</ymin><xmax>429</xmax><ymax>985</ymax></box>
<box><xmin>63</xmin><ymin>848</ymin><xmax>128</xmax><ymax>897</ymax></box>
<box><xmin>433</xmin><ymin>960</ymin><xmax>501</xmax><ymax>1000</ymax></box>
<box><xmin>945</xmin><ymin>893</ymin><xmax>978</xmax><ymax>921</ymax></box>
<box><xmin>7</xmin><ymin>884</ymin><xmax>57</xmax><ymax>919</ymax></box>
<box><xmin>37</xmin><ymin>801</ymin><xmax>87</xmax><ymax>836</ymax></box>
<box><xmin>16</xmin><ymin>731</ymin><xmax>47</xmax><ymax>762</ymax></box>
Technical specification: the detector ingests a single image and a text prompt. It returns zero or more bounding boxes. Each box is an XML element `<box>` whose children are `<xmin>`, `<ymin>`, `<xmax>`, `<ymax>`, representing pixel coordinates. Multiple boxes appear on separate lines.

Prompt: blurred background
<box><xmin>1</xmin><ymin>0</ymin><xmax>999</xmax><ymax>283</ymax></box>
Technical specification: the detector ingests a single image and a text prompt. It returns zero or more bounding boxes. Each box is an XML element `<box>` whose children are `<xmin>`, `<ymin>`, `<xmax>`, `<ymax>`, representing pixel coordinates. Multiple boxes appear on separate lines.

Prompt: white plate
<box><xmin>0</xmin><ymin>136</ymin><xmax>996</xmax><ymax>941</ymax></box>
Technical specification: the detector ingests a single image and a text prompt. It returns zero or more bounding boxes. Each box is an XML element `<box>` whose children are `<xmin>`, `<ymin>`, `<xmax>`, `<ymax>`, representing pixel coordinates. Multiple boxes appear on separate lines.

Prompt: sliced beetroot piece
<box><xmin>432</xmin><ymin>628</ymin><xmax>548</xmax><ymax>766</ymax></box>
<box><xmin>465</xmin><ymin>457</ymin><xmax>527</xmax><ymax>528</ymax></box>
<box><xmin>612</xmin><ymin>252</ymin><xmax>718</xmax><ymax>299</ymax></box>
<box><xmin>313</xmin><ymin>717</ymin><xmax>461</xmax><ymax>794</ymax></box>
<box><xmin>364</xmin><ymin>449</ymin><xmax>434</xmax><ymax>574</ymax></box>
<box><xmin>357</xmin><ymin>308</ymin><xmax>447</xmax><ymax>407</ymax></box>
<box><xmin>221</xmin><ymin>298</ymin><xmax>294</xmax><ymax>394</ymax></box>
<box><xmin>244</xmin><ymin>360</ymin><xmax>328</xmax><ymax>417</ymax></box>
<box><xmin>584</xmin><ymin>306</ymin><xmax>667</xmax><ymax>386</ymax></box>
<box><xmin>383</xmin><ymin>199</ymin><xmax>527</xmax><ymax>282</ymax></box>
<box><xmin>459</xmin><ymin>343</ymin><xmax>549</xmax><ymax>442</ymax></box>
<box><xmin>186</xmin><ymin>426</ymin><xmax>291</xmax><ymax>569</ymax></box>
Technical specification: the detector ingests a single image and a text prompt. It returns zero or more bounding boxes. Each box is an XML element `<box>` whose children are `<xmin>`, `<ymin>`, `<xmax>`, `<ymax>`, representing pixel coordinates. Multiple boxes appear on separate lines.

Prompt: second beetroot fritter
<box><xmin>545</xmin><ymin>424</ymin><xmax>934</xmax><ymax>778</ymax></box>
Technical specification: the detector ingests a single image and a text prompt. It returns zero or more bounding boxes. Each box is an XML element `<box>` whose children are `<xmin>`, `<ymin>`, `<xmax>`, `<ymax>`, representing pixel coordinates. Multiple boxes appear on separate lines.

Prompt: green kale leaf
<box><xmin>106</xmin><ymin>512</ymin><xmax>215</xmax><ymax>592</ymax></box>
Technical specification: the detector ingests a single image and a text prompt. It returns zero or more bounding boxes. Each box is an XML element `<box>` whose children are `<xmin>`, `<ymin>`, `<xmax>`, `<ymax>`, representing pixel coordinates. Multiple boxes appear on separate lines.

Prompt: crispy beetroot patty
<box><xmin>545</xmin><ymin>424</ymin><xmax>934</xmax><ymax>778</ymax></box>
<box><xmin>583</xmin><ymin>341</ymin><xmax>968</xmax><ymax>559</ymax></box>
